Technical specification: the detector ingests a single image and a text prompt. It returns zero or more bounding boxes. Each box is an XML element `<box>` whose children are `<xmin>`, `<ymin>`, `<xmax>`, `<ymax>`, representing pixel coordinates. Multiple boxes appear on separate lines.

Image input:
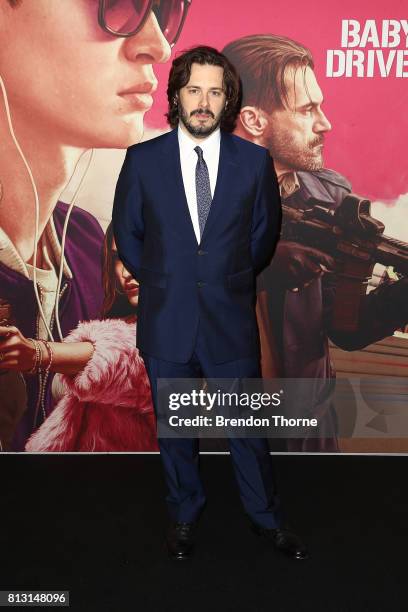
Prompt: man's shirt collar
<box><xmin>278</xmin><ymin>171</ymin><xmax>300</xmax><ymax>199</ymax></box>
<box><xmin>178</xmin><ymin>124</ymin><xmax>221</xmax><ymax>159</ymax></box>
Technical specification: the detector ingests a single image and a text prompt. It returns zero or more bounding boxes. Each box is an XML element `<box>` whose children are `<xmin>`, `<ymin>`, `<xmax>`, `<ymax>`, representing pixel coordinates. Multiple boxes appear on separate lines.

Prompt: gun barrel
<box><xmin>282</xmin><ymin>205</ymin><xmax>408</xmax><ymax>278</ymax></box>
<box><xmin>376</xmin><ymin>235</ymin><xmax>408</xmax><ymax>277</ymax></box>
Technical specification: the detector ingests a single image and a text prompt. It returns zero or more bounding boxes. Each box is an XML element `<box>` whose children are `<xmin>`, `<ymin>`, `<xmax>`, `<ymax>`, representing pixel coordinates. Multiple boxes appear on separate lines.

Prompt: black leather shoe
<box><xmin>166</xmin><ymin>522</ymin><xmax>196</xmax><ymax>560</ymax></box>
<box><xmin>251</xmin><ymin>523</ymin><xmax>309</xmax><ymax>560</ymax></box>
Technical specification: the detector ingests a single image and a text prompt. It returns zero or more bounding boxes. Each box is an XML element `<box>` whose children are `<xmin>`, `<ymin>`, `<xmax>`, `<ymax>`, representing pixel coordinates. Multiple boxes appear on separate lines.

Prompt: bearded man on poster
<box><xmin>222</xmin><ymin>34</ymin><xmax>408</xmax><ymax>452</ymax></box>
<box><xmin>113</xmin><ymin>46</ymin><xmax>308</xmax><ymax>561</ymax></box>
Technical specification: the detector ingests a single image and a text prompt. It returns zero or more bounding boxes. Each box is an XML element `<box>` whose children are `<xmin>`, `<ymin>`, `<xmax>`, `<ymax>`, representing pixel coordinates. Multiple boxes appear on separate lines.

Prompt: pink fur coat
<box><xmin>25</xmin><ymin>319</ymin><xmax>158</xmax><ymax>452</ymax></box>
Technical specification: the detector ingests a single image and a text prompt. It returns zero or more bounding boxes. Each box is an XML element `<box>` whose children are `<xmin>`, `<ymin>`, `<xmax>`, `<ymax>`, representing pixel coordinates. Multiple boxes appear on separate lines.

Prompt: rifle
<box><xmin>282</xmin><ymin>194</ymin><xmax>408</xmax><ymax>332</ymax></box>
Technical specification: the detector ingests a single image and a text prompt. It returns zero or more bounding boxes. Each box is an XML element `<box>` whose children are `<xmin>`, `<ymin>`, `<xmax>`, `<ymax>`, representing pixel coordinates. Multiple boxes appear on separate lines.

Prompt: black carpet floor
<box><xmin>1</xmin><ymin>454</ymin><xmax>408</xmax><ymax>612</ymax></box>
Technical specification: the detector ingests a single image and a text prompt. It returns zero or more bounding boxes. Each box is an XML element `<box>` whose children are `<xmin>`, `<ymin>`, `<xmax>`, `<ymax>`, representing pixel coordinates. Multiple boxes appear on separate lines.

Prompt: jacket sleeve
<box><xmin>112</xmin><ymin>147</ymin><xmax>144</xmax><ymax>279</ymax></box>
<box><xmin>251</xmin><ymin>150</ymin><xmax>282</xmax><ymax>275</ymax></box>
<box><xmin>60</xmin><ymin>319</ymin><xmax>152</xmax><ymax>408</ymax></box>
<box><xmin>327</xmin><ymin>277</ymin><xmax>408</xmax><ymax>351</ymax></box>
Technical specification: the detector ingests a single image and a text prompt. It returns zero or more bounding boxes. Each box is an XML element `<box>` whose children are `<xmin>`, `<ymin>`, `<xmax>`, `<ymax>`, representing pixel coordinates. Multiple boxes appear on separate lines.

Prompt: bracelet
<box><xmin>37</xmin><ymin>340</ymin><xmax>44</xmax><ymax>371</ymax></box>
<box><xmin>41</xmin><ymin>340</ymin><xmax>54</xmax><ymax>374</ymax></box>
<box><xmin>27</xmin><ymin>339</ymin><xmax>40</xmax><ymax>375</ymax></box>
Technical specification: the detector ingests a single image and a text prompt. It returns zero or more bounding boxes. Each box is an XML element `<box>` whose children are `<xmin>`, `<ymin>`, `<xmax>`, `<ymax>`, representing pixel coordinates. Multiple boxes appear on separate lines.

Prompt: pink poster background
<box><xmin>147</xmin><ymin>0</ymin><xmax>408</xmax><ymax>202</ymax></box>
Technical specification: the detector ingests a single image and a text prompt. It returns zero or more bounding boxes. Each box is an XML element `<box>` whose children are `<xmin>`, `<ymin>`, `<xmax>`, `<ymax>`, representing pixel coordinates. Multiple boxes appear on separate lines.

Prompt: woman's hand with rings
<box><xmin>0</xmin><ymin>325</ymin><xmax>36</xmax><ymax>372</ymax></box>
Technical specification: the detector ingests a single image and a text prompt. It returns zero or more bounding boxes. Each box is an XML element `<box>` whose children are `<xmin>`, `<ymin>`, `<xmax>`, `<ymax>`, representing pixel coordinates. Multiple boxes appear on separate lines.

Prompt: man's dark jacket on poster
<box><xmin>258</xmin><ymin>168</ymin><xmax>408</xmax><ymax>451</ymax></box>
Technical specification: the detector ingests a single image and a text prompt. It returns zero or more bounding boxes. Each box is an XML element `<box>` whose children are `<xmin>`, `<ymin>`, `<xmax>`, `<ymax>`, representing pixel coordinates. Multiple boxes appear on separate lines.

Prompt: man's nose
<box><xmin>314</xmin><ymin>110</ymin><xmax>332</xmax><ymax>133</ymax></box>
<box><xmin>124</xmin><ymin>11</ymin><xmax>171</xmax><ymax>64</ymax></box>
<box><xmin>199</xmin><ymin>93</ymin><xmax>210</xmax><ymax>108</ymax></box>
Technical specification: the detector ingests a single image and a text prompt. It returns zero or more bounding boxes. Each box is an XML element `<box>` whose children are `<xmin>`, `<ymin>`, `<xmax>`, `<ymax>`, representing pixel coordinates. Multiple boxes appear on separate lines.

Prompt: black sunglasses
<box><xmin>98</xmin><ymin>0</ymin><xmax>192</xmax><ymax>46</ymax></box>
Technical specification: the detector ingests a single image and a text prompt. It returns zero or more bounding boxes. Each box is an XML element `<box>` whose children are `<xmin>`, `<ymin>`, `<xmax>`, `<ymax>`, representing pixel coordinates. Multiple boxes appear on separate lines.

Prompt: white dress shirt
<box><xmin>178</xmin><ymin>125</ymin><xmax>221</xmax><ymax>243</ymax></box>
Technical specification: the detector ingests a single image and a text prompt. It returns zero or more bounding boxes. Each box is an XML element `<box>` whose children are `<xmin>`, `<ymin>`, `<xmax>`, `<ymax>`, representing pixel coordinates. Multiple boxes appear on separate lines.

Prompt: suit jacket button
<box><xmin>197</xmin><ymin>249</ymin><xmax>206</xmax><ymax>255</ymax></box>
<box><xmin>197</xmin><ymin>281</ymin><xmax>204</xmax><ymax>288</ymax></box>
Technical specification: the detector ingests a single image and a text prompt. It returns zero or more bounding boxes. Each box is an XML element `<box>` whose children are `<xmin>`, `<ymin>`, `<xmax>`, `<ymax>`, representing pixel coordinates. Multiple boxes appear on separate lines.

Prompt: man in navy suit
<box><xmin>113</xmin><ymin>46</ymin><xmax>308</xmax><ymax>561</ymax></box>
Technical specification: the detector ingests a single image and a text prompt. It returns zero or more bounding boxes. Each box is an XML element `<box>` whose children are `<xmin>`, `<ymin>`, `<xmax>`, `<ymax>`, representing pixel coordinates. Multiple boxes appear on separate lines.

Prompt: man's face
<box><xmin>178</xmin><ymin>63</ymin><xmax>227</xmax><ymax>138</ymax></box>
<box><xmin>0</xmin><ymin>0</ymin><xmax>172</xmax><ymax>149</ymax></box>
<box><xmin>263</xmin><ymin>66</ymin><xmax>332</xmax><ymax>173</ymax></box>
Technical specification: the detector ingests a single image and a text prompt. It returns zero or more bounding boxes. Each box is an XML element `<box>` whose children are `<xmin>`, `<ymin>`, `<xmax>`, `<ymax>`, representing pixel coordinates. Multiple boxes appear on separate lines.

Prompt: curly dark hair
<box><xmin>166</xmin><ymin>45</ymin><xmax>242</xmax><ymax>133</ymax></box>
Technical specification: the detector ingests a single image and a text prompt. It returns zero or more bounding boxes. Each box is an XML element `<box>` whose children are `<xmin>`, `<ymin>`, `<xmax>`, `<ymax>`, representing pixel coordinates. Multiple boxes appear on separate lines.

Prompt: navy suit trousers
<box><xmin>141</xmin><ymin>322</ymin><xmax>282</xmax><ymax>529</ymax></box>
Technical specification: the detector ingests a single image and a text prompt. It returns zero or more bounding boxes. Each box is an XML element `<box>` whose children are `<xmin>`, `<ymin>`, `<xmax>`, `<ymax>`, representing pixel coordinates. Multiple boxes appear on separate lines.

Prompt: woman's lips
<box><xmin>125</xmin><ymin>284</ymin><xmax>139</xmax><ymax>294</ymax></box>
<box><xmin>118</xmin><ymin>79</ymin><xmax>157</xmax><ymax>110</ymax></box>
<box><xmin>119</xmin><ymin>92</ymin><xmax>153</xmax><ymax>111</ymax></box>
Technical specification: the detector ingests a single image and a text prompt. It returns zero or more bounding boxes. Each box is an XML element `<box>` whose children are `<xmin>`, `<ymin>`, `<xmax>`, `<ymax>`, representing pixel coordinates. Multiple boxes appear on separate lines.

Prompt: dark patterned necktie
<box><xmin>194</xmin><ymin>146</ymin><xmax>212</xmax><ymax>239</ymax></box>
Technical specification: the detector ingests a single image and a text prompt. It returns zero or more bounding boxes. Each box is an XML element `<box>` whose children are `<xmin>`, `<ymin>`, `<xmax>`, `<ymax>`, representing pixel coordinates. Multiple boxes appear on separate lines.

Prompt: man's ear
<box><xmin>238</xmin><ymin>106</ymin><xmax>269</xmax><ymax>138</ymax></box>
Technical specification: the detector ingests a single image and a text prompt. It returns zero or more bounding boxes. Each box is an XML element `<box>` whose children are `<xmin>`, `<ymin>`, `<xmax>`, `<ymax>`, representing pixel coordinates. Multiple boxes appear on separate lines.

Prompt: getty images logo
<box><xmin>168</xmin><ymin>388</ymin><xmax>284</xmax><ymax>411</ymax></box>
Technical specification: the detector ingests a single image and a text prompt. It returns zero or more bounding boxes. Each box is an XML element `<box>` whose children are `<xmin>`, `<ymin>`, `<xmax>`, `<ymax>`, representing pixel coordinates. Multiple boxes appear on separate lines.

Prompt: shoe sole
<box><xmin>251</xmin><ymin>524</ymin><xmax>309</xmax><ymax>560</ymax></box>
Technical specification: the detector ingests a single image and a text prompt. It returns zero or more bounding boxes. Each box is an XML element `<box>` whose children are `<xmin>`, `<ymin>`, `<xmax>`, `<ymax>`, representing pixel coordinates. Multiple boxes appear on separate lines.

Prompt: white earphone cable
<box><xmin>54</xmin><ymin>149</ymin><xmax>94</xmax><ymax>341</ymax></box>
<box><xmin>0</xmin><ymin>74</ymin><xmax>94</xmax><ymax>342</ymax></box>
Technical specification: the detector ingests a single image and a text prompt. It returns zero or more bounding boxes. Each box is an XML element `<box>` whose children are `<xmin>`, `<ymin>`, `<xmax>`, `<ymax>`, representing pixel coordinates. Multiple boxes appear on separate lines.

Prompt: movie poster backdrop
<box><xmin>0</xmin><ymin>0</ymin><xmax>407</xmax><ymax>452</ymax></box>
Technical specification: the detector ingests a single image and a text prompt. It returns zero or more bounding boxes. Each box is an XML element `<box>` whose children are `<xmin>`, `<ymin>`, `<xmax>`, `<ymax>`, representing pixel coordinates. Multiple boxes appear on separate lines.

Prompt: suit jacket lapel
<box><xmin>160</xmin><ymin>128</ymin><xmax>198</xmax><ymax>247</ymax></box>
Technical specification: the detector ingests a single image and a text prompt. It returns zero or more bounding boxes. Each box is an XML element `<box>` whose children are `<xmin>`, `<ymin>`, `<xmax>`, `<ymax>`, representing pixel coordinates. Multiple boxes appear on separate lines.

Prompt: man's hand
<box><xmin>270</xmin><ymin>241</ymin><xmax>335</xmax><ymax>291</ymax></box>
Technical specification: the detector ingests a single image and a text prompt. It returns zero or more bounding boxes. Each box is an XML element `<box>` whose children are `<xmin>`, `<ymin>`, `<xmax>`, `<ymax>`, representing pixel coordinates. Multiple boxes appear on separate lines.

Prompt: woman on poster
<box><xmin>0</xmin><ymin>223</ymin><xmax>158</xmax><ymax>452</ymax></box>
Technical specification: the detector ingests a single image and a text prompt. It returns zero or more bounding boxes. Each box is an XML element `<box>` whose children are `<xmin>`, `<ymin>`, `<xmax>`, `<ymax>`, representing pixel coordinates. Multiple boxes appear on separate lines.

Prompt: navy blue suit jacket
<box><xmin>113</xmin><ymin>128</ymin><xmax>281</xmax><ymax>363</ymax></box>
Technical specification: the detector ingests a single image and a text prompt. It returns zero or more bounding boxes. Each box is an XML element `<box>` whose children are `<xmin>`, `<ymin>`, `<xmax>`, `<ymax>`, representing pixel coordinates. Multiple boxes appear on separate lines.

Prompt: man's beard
<box><xmin>266</xmin><ymin>127</ymin><xmax>325</xmax><ymax>171</ymax></box>
<box><xmin>178</xmin><ymin>102</ymin><xmax>223</xmax><ymax>138</ymax></box>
